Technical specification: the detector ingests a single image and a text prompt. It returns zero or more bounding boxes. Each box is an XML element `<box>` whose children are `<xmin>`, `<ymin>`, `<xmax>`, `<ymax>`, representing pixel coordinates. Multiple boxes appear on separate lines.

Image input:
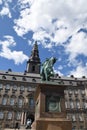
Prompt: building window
<box><xmin>0</xmin><ymin>111</ymin><xmax>4</xmax><ymax>119</ymax></box>
<box><xmin>16</xmin><ymin>112</ymin><xmax>21</xmax><ymax>120</ymax></box>
<box><xmin>78</xmin><ymin>114</ymin><xmax>83</xmax><ymax>122</ymax></box>
<box><xmin>13</xmin><ymin>85</ymin><xmax>17</xmax><ymax>91</ymax></box>
<box><xmin>84</xmin><ymin>102</ymin><xmax>87</xmax><ymax>109</ymax></box>
<box><xmin>27</xmin><ymin>86</ymin><xmax>35</xmax><ymax>91</ymax></box>
<box><xmin>74</xmin><ymin>90</ymin><xmax>78</xmax><ymax>95</ymax></box>
<box><xmin>72</xmin><ymin>126</ymin><xmax>76</xmax><ymax>130</ymax></box>
<box><xmin>2</xmin><ymin>75</ymin><xmax>6</xmax><ymax>79</ymax></box>
<box><xmin>0</xmin><ymin>84</ymin><xmax>3</xmax><ymax>90</ymax></box>
<box><xmin>69</xmin><ymin>99</ymin><xmax>74</xmax><ymax>109</ymax></box>
<box><xmin>22</xmin><ymin>77</ymin><xmax>26</xmax><ymax>81</ymax></box>
<box><xmin>7</xmin><ymin>112</ymin><xmax>12</xmax><ymax>120</ymax></box>
<box><xmin>32</xmin><ymin>66</ymin><xmax>35</xmax><ymax>72</ymax></box>
<box><xmin>18</xmin><ymin>98</ymin><xmax>23</xmax><ymax>108</ymax></box>
<box><xmin>29</xmin><ymin>98</ymin><xmax>34</xmax><ymax>107</ymax></box>
<box><xmin>64</xmin><ymin>90</ymin><xmax>67</xmax><ymax>95</ymax></box>
<box><xmin>81</xmin><ymin>90</ymin><xmax>85</xmax><ymax>95</ymax></box>
<box><xmin>5</xmin><ymin>84</ymin><xmax>10</xmax><ymax>90</ymax></box>
<box><xmin>72</xmin><ymin>115</ymin><xmax>76</xmax><ymax>122</ymax></box>
<box><xmin>12</xmin><ymin>76</ymin><xmax>16</xmax><ymax>80</ymax></box>
<box><xmin>65</xmin><ymin>101</ymin><xmax>68</xmax><ymax>109</ymax></box>
<box><xmin>76</xmin><ymin>100</ymin><xmax>80</xmax><ymax>109</ymax></box>
<box><xmin>10</xmin><ymin>97</ymin><xmax>15</xmax><ymax>106</ymax></box>
<box><xmin>79</xmin><ymin>125</ymin><xmax>84</xmax><ymax>130</ymax></box>
<box><xmin>68</xmin><ymin>90</ymin><xmax>73</xmax><ymax>95</ymax></box>
<box><xmin>2</xmin><ymin>97</ymin><xmax>7</xmax><ymax>105</ymax></box>
<box><xmin>20</xmin><ymin>86</ymin><xmax>24</xmax><ymax>91</ymax></box>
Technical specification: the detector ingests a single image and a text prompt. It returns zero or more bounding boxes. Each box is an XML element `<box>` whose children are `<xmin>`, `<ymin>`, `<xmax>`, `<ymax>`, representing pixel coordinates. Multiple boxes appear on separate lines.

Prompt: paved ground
<box><xmin>2</xmin><ymin>126</ymin><xmax>31</xmax><ymax>130</ymax></box>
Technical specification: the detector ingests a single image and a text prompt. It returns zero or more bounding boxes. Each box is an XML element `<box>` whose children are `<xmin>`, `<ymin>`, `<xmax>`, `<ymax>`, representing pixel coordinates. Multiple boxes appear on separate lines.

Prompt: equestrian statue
<box><xmin>40</xmin><ymin>57</ymin><xmax>57</xmax><ymax>81</ymax></box>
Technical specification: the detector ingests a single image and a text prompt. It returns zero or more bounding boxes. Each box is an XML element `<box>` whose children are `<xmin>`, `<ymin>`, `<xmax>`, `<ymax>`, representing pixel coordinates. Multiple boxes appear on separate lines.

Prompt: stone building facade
<box><xmin>0</xmin><ymin>42</ymin><xmax>87</xmax><ymax>130</ymax></box>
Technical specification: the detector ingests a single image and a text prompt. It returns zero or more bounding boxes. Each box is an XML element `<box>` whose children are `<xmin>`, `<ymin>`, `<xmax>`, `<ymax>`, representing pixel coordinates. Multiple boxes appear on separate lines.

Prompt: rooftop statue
<box><xmin>40</xmin><ymin>57</ymin><xmax>57</xmax><ymax>81</ymax></box>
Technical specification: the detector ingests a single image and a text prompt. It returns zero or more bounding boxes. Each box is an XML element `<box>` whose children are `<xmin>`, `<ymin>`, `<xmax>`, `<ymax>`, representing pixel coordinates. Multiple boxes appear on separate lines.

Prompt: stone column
<box><xmin>24</xmin><ymin>112</ymin><xmax>26</xmax><ymax>125</ymax></box>
<box><xmin>21</xmin><ymin>112</ymin><xmax>24</xmax><ymax>125</ymax></box>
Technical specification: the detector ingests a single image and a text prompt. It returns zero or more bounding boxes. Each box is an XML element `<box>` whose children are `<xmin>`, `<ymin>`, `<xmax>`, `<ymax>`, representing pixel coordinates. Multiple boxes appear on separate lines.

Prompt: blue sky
<box><xmin>0</xmin><ymin>0</ymin><xmax>87</xmax><ymax>77</ymax></box>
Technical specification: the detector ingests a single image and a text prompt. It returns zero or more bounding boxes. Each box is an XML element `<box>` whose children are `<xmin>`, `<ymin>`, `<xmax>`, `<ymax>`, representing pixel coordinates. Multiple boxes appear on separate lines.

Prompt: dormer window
<box><xmin>12</xmin><ymin>76</ymin><xmax>16</xmax><ymax>80</ymax></box>
<box><xmin>2</xmin><ymin>75</ymin><xmax>6</xmax><ymax>79</ymax></box>
<box><xmin>22</xmin><ymin>77</ymin><xmax>26</xmax><ymax>81</ymax></box>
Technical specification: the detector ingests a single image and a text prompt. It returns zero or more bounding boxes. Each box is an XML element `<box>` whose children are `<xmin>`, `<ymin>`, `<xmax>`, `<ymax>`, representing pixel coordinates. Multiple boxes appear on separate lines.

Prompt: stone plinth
<box><xmin>32</xmin><ymin>118</ymin><xmax>72</xmax><ymax>130</ymax></box>
<box><xmin>32</xmin><ymin>82</ymin><xmax>72</xmax><ymax>130</ymax></box>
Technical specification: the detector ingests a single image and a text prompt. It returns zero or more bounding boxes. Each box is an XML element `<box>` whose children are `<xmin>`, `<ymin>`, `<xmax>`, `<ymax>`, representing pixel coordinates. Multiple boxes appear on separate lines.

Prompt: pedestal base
<box><xmin>32</xmin><ymin>118</ymin><xmax>72</xmax><ymax>130</ymax></box>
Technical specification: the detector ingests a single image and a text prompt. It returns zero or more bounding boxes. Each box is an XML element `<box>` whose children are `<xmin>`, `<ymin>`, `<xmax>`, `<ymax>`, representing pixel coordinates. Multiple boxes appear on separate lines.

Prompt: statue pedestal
<box><xmin>32</xmin><ymin>82</ymin><xmax>72</xmax><ymax>130</ymax></box>
<box><xmin>32</xmin><ymin>118</ymin><xmax>71</xmax><ymax>130</ymax></box>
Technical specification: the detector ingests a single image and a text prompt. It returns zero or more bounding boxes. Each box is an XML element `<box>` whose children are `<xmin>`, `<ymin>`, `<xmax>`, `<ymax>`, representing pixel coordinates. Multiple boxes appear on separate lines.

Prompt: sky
<box><xmin>0</xmin><ymin>0</ymin><xmax>87</xmax><ymax>77</ymax></box>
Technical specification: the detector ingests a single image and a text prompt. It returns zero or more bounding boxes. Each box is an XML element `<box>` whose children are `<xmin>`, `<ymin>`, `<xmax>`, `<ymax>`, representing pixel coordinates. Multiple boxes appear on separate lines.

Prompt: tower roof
<box><xmin>29</xmin><ymin>41</ymin><xmax>40</xmax><ymax>62</ymax></box>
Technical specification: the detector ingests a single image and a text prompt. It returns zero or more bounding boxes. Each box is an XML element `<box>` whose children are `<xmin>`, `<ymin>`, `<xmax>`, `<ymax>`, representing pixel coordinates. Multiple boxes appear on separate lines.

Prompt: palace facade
<box><xmin>0</xmin><ymin>42</ymin><xmax>87</xmax><ymax>130</ymax></box>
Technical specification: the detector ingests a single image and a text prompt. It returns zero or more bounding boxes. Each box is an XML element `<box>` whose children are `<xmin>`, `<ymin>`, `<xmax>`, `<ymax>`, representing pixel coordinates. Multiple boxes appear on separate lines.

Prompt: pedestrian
<box><xmin>15</xmin><ymin>122</ymin><xmax>20</xmax><ymax>130</ymax></box>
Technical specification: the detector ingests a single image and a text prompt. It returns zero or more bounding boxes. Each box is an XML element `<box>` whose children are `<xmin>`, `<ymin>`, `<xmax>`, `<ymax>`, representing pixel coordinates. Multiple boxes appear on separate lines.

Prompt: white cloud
<box><xmin>0</xmin><ymin>7</ymin><xmax>11</xmax><ymax>18</ymax></box>
<box><xmin>13</xmin><ymin>0</ymin><xmax>87</xmax><ymax>49</ymax></box>
<box><xmin>0</xmin><ymin>0</ymin><xmax>2</xmax><ymax>4</ymax></box>
<box><xmin>0</xmin><ymin>35</ymin><xmax>28</xmax><ymax>64</ymax></box>
<box><xmin>0</xmin><ymin>0</ymin><xmax>12</xmax><ymax>18</ymax></box>
<box><xmin>65</xmin><ymin>32</ymin><xmax>87</xmax><ymax>61</ymax></box>
<box><xmin>69</xmin><ymin>65</ymin><xmax>87</xmax><ymax>77</ymax></box>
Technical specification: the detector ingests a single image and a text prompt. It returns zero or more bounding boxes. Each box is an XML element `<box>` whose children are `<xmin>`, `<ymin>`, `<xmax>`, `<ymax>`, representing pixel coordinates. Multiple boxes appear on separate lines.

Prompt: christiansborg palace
<box><xmin>0</xmin><ymin>42</ymin><xmax>87</xmax><ymax>130</ymax></box>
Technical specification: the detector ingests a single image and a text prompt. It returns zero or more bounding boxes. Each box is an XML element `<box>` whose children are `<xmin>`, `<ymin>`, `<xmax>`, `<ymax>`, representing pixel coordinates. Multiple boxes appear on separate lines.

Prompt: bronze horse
<box><xmin>40</xmin><ymin>57</ymin><xmax>57</xmax><ymax>81</ymax></box>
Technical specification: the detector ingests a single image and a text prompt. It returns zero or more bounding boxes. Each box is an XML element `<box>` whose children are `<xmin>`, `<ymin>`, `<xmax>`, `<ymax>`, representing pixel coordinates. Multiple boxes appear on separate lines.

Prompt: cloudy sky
<box><xmin>0</xmin><ymin>0</ymin><xmax>87</xmax><ymax>77</ymax></box>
